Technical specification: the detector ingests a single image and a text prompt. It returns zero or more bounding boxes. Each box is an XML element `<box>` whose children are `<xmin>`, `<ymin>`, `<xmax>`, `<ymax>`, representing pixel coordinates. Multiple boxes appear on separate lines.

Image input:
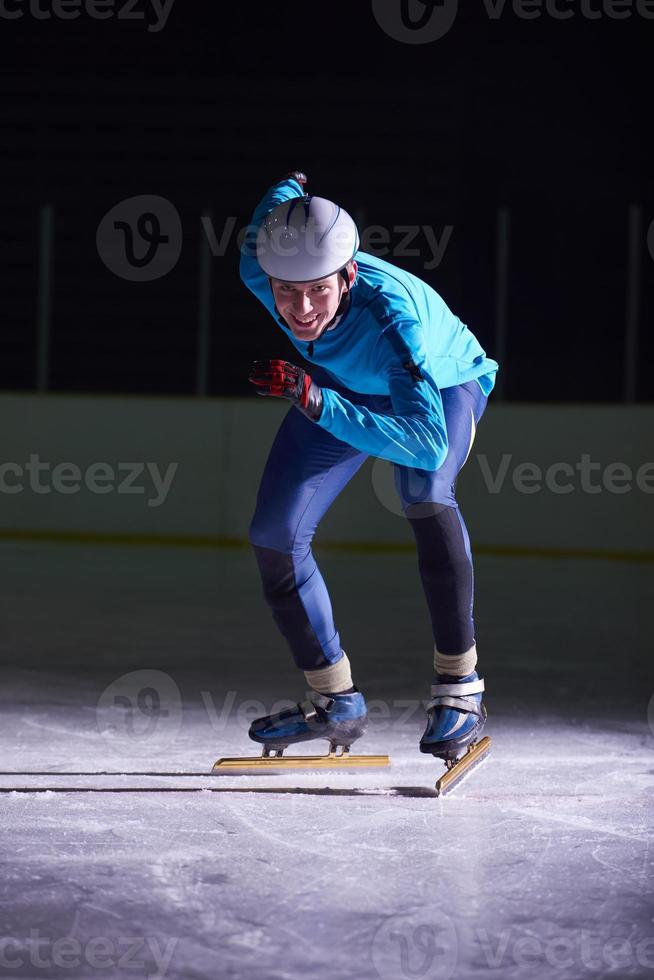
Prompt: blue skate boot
<box><xmin>420</xmin><ymin>671</ymin><xmax>486</xmax><ymax>762</ymax></box>
<box><xmin>212</xmin><ymin>689</ymin><xmax>390</xmax><ymax>775</ymax></box>
<box><xmin>248</xmin><ymin>689</ymin><xmax>369</xmax><ymax>756</ymax></box>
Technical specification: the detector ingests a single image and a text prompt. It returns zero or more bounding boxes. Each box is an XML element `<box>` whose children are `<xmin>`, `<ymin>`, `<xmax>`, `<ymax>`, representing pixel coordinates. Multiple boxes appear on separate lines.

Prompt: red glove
<box><xmin>249</xmin><ymin>359</ymin><xmax>323</xmax><ymax>421</ymax></box>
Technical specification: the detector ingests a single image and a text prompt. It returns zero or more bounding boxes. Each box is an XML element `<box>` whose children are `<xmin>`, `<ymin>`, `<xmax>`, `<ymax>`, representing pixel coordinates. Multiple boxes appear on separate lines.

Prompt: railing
<box><xmin>28</xmin><ymin>202</ymin><xmax>649</xmax><ymax>402</ymax></box>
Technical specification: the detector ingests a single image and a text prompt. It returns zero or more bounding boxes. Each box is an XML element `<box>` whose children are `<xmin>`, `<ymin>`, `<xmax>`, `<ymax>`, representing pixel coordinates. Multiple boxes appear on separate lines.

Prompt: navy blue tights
<box><xmin>250</xmin><ymin>378</ymin><xmax>488</xmax><ymax>670</ymax></box>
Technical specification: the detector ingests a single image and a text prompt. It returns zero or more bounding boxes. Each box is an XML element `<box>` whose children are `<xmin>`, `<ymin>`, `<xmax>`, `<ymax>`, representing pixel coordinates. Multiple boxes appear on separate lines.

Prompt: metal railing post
<box><xmin>493</xmin><ymin>206</ymin><xmax>510</xmax><ymax>401</ymax></box>
<box><xmin>624</xmin><ymin>205</ymin><xmax>642</xmax><ymax>404</ymax></box>
<box><xmin>36</xmin><ymin>203</ymin><xmax>54</xmax><ymax>392</ymax></box>
<box><xmin>196</xmin><ymin>210</ymin><xmax>213</xmax><ymax>396</ymax></box>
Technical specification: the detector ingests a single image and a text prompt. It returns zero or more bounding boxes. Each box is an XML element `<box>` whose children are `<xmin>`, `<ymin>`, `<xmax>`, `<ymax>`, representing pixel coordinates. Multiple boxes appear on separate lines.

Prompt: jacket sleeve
<box><xmin>239</xmin><ymin>177</ymin><xmax>306</xmax><ymax>315</ymax></box>
<box><xmin>315</xmin><ymin>322</ymin><xmax>449</xmax><ymax>471</ymax></box>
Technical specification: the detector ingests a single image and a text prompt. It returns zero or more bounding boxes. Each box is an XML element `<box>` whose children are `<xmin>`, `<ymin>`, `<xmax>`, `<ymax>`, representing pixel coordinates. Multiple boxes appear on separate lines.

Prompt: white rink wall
<box><xmin>1</xmin><ymin>393</ymin><xmax>652</xmax><ymax>554</ymax></box>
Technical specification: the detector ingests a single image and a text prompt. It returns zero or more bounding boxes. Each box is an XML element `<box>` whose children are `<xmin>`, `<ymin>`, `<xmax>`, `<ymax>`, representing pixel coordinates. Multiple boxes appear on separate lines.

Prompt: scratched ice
<box><xmin>0</xmin><ymin>542</ymin><xmax>652</xmax><ymax>979</ymax></box>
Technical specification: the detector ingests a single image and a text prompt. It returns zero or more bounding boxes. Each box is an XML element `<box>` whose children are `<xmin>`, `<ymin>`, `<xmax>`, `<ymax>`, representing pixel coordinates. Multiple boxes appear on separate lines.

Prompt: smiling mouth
<box><xmin>290</xmin><ymin>314</ymin><xmax>320</xmax><ymax>329</ymax></box>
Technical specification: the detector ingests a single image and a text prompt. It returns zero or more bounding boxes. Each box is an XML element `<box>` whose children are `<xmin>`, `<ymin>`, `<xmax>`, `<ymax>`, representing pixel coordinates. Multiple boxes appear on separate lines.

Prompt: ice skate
<box><xmin>212</xmin><ymin>690</ymin><xmax>390</xmax><ymax>774</ymax></box>
<box><xmin>420</xmin><ymin>671</ymin><xmax>490</xmax><ymax>795</ymax></box>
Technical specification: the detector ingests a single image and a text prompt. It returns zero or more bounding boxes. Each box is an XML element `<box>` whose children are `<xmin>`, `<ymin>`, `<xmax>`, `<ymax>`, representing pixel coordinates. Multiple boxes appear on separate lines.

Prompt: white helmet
<box><xmin>256</xmin><ymin>196</ymin><xmax>359</xmax><ymax>283</ymax></box>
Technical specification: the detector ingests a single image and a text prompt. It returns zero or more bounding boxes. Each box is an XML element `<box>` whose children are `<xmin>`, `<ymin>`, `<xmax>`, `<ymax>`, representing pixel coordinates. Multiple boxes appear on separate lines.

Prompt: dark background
<box><xmin>1</xmin><ymin>0</ymin><xmax>651</xmax><ymax>401</ymax></box>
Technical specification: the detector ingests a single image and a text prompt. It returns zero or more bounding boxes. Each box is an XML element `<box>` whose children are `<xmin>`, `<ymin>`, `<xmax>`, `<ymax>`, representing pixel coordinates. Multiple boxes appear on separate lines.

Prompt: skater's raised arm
<box><xmin>239</xmin><ymin>172</ymin><xmax>307</xmax><ymax>311</ymax></box>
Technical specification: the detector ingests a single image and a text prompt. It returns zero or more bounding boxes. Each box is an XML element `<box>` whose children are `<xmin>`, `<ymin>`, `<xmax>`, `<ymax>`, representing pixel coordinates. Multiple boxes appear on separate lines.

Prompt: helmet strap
<box><xmin>324</xmin><ymin>269</ymin><xmax>353</xmax><ymax>328</ymax></box>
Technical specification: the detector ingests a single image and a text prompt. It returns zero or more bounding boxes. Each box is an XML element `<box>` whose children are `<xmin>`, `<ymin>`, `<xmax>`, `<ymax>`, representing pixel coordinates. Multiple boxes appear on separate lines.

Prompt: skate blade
<box><xmin>434</xmin><ymin>736</ymin><xmax>491</xmax><ymax>797</ymax></box>
<box><xmin>212</xmin><ymin>750</ymin><xmax>390</xmax><ymax>776</ymax></box>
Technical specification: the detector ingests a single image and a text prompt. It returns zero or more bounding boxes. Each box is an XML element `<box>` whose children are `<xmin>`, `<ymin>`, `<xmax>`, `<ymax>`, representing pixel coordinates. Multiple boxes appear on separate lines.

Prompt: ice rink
<box><xmin>1</xmin><ymin>540</ymin><xmax>652</xmax><ymax>980</ymax></box>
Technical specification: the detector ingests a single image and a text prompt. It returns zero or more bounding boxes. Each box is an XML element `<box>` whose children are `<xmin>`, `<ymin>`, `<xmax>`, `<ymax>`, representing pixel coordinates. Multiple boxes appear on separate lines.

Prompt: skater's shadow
<box><xmin>203</xmin><ymin>786</ymin><xmax>440</xmax><ymax>798</ymax></box>
<box><xmin>0</xmin><ymin>772</ymin><xmax>439</xmax><ymax>797</ymax></box>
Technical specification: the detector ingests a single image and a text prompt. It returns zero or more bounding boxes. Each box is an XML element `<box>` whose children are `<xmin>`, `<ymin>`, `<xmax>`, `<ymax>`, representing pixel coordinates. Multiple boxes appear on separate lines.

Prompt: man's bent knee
<box><xmin>250</xmin><ymin>543</ymin><xmax>297</xmax><ymax>602</ymax></box>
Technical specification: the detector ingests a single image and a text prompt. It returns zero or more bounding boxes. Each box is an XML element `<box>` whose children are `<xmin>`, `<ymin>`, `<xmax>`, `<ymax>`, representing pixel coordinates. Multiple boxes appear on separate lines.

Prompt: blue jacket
<box><xmin>240</xmin><ymin>178</ymin><xmax>499</xmax><ymax>470</ymax></box>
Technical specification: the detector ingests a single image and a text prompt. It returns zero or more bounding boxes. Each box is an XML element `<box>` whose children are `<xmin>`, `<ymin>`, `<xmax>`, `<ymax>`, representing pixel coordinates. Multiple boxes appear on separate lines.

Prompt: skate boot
<box><xmin>212</xmin><ymin>689</ymin><xmax>390</xmax><ymax>775</ymax></box>
<box><xmin>420</xmin><ymin>671</ymin><xmax>490</xmax><ymax>795</ymax></box>
<box><xmin>249</xmin><ymin>689</ymin><xmax>369</xmax><ymax>753</ymax></box>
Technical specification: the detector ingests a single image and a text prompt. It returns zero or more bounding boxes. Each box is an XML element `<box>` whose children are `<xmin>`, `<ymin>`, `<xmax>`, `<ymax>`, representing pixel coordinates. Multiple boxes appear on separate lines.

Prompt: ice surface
<box><xmin>0</xmin><ymin>542</ymin><xmax>652</xmax><ymax>979</ymax></box>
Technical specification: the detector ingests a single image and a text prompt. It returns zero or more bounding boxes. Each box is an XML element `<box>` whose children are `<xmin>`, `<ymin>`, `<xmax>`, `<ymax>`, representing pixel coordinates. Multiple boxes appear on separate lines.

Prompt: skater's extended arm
<box><xmin>249</xmin><ymin>329</ymin><xmax>449</xmax><ymax>470</ymax></box>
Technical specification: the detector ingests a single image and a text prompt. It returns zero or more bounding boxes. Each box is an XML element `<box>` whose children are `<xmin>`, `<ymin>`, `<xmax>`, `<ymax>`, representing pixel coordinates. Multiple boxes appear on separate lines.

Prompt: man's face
<box><xmin>270</xmin><ymin>264</ymin><xmax>356</xmax><ymax>342</ymax></box>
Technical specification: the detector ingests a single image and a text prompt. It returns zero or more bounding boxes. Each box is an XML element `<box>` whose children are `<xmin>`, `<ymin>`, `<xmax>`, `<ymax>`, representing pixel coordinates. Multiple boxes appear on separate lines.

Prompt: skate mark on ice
<box><xmin>499</xmin><ymin>805</ymin><xmax>651</xmax><ymax>843</ymax></box>
<box><xmin>79</xmin><ymin>902</ymin><xmax>124</xmax><ymax>921</ymax></box>
<box><xmin>221</xmin><ymin>805</ymin><xmax>398</xmax><ymax>906</ymax></box>
<box><xmin>591</xmin><ymin>839</ymin><xmax>652</xmax><ymax>882</ymax></box>
<box><xmin>20</xmin><ymin>718</ymin><xmax>99</xmax><ymax>739</ymax></box>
